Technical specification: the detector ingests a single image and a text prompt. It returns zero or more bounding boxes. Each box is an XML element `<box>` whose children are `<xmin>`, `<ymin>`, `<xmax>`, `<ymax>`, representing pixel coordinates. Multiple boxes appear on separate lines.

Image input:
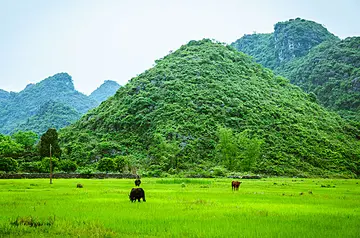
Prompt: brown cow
<box><xmin>232</xmin><ymin>181</ymin><xmax>242</xmax><ymax>191</ymax></box>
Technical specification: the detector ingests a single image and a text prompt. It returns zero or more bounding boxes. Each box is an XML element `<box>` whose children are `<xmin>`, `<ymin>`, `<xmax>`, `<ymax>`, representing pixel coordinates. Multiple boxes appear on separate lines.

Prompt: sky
<box><xmin>0</xmin><ymin>0</ymin><xmax>359</xmax><ymax>95</ymax></box>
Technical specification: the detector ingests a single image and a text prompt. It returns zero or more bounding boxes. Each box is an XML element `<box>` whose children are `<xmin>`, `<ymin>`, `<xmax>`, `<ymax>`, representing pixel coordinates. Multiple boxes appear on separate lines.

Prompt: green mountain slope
<box><xmin>0</xmin><ymin>89</ymin><xmax>11</xmax><ymax>104</ymax></box>
<box><xmin>231</xmin><ymin>33</ymin><xmax>276</xmax><ymax>69</ymax></box>
<box><xmin>232</xmin><ymin>18</ymin><xmax>338</xmax><ymax>70</ymax></box>
<box><xmin>279</xmin><ymin>37</ymin><xmax>360</xmax><ymax>121</ymax></box>
<box><xmin>15</xmin><ymin>100</ymin><xmax>81</xmax><ymax>135</ymax></box>
<box><xmin>60</xmin><ymin>39</ymin><xmax>360</xmax><ymax>177</ymax></box>
<box><xmin>89</xmin><ymin>80</ymin><xmax>121</xmax><ymax>105</ymax></box>
<box><xmin>231</xmin><ymin>18</ymin><xmax>359</xmax><ymax>121</ymax></box>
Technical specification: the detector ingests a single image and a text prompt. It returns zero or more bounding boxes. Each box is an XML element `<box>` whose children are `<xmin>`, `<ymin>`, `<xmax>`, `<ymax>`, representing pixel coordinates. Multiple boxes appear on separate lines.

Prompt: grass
<box><xmin>0</xmin><ymin>178</ymin><xmax>359</xmax><ymax>237</ymax></box>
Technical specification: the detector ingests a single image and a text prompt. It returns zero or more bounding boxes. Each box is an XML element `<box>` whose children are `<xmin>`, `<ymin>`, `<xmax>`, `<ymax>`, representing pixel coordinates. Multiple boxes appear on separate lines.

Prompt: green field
<box><xmin>0</xmin><ymin>178</ymin><xmax>359</xmax><ymax>237</ymax></box>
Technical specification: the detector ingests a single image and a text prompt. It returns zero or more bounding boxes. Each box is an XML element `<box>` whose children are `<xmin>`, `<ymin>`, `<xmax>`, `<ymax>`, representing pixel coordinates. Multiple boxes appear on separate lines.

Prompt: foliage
<box><xmin>231</xmin><ymin>18</ymin><xmax>338</xmax><ymax>69</ymax></box>
<box><xmin>11</xmin><ymin>131</ymin><xmax>37</xmax><ymax>150</ymax></box>
<box><xmin>15</xmin><ymin>101</ymin><xmax>81</xmax><ymax>136</ymax></box>
<box><xmin>19</xmin><ymin>161</ymin><xmax>43</xmax><ymax>173</ymax></box>
<box><xmin>40</xmin><ymin>157</ymin><xmax>59</xmax><ymax>173</ymax></box>
<box><xmin>278</xmin><ymin>37</ymin><xmax>360</xmax><ymax>121</ymax></box>
<box><xmin>0</xmin><ymin>157</ymin><xmax>18</xmax><ymax>172</ymax></box>
<box><xmin>39</xmin><ymin>128</ymin><xmax>61</xmax><ymax>158</ymax></box>
<box><xmin>0</xmin><ymin>134</ymin><xmax>24</xmax><ymax>158</ymax></box>
<box><xmin>231</xmin><ymin>18</ymin><xmax>359</xmax><ymax>121</ymax></box>
<box><xmin>59</xmin><ymin>39</ymin><xmax>360</xmax><ymax>177</ymax></box>
<box><xmin>113</xmin><ymin>156</ymin><xmax>127</xmax><ymax>172</ymax></box>
<box><xmin>59</xmin><ymin>159</ymin><xmax>78</xmax><ymax>172</ymax></box>
<box><xmin>231</xmin><ymin>33</ymin><xmax>277</xmax><ymax>69</ymax></box>
<box><xmin>148</xmin><ymin>133</ymin><xmax>181</xmax><ymax>171</ymax></box>
<box><xmin>97</xmin><ymin>158</ymin><xmax>116</xmax><ymax>172</ymax></box>
<box><xmin>216</xmin><ymin>127</ymin><xmax>263</xmax><ymax>171</ymax></box>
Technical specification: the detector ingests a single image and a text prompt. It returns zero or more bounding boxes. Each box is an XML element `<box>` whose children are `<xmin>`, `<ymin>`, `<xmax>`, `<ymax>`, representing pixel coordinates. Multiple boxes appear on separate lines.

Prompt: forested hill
<box><xmin>0</xmin><ymin>73</ymin><xmax>120</xmax><ymax>135</ymax></box>
<box><xmin>231</xmin><ymin>18</ymin><xmax>359</xmax><ymax>121</ymax></box>
<box><xmin>231</xmin><ymin>18</ymin><xmax>339</xmax><ymax>70</ymax></box>
<box><xmin>89</xmin><ymin>80</ymin><xmax>121</xmax><ymax>105</ymax></box>
<box><xmin>15</xmin><ymin>100</ymin><xmax>81</xmax><ymax>135</ymax></box>
<box><xmin>60</xmin><ymin>39</ymin><xmax>360</xmax><ymax>177</ymax></box>
<box><xmin>279</xmin><ymin>37</ymin><xmax>360</xmax><ymax>121</ymax></box>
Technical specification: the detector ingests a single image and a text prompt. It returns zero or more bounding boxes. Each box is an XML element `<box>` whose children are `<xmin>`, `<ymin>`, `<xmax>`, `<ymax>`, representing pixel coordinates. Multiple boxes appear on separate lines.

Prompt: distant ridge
<box><xmin>90</xmin><ymin>80</ymin><xmax>121</xmax><ymax>105</ymax></box>
<box><xmin>0</xmin><ymin>73</ymin><xmax>120</xmax><ymax>135</ymax></box>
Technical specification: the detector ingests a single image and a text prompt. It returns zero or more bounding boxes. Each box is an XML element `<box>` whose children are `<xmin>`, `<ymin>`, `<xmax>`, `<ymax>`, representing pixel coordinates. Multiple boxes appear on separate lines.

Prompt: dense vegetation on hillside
<box><xmin>231</xmin><ymin>18</ymin><xmax>338</xmax><ymax>70</ymax></box>
<box><xmin>0</xmin><ymin>73</ymin><xmax>120</xmax><ymax>135</ymax></box>
<box><xmin>15</xmin><ymin>101</ymin><xmax>81</xmax><ymax>135</ymax></box>
<box><xmin>231</xmin><ymin>33</ymin><xmax>276</xmax><ymax>69</ymax></box>
<box><xmin>279</xmin><ymin>37</ymin><xmax>360</xmax><ymax>121</ymax></box>
<box><xmin>89</xmin><ymin>80</ymin><xmax>121</xmax><ymax>105</ymax></box>
<box><xmin>59</xmin><ymin>39</ymin><xmax>360</xmax><ymax>177</ymax></box>
<box><xmin>231</xmin><ymin>18</ymin><xmax>359</xmax><ymax>122</ymax></box>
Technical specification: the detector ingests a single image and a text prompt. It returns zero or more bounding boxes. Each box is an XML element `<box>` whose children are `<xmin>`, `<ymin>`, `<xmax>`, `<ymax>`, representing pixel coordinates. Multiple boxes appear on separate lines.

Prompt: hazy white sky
<box><xmin>0</xmin><ymin>0</ymin><xmax>359</xmax><ymax>95</ymax></box>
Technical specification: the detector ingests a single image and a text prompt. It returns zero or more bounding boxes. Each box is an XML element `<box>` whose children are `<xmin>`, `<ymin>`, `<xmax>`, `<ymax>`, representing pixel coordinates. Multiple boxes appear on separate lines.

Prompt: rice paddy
<box><xmin>0</xmin><ymin>178</ymin><xmax>359</xmax><ymax>237</ymax></box>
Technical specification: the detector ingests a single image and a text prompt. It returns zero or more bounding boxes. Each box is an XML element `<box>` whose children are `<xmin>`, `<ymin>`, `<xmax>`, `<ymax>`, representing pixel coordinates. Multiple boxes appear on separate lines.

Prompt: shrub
<box><xmin>40</xmin><ymin>157</ymin><xmax>59</xmax><ymax>173</ymax></box>
<box><xmin>59</xmin><ymin>159</ymin><xmax>78</xmax><ymax>172</ymax></box>
<box><xmin>97</xmin><ymin>158</ymin><xmax>116</xmax><ymax>173</ymax></box>
<box><xmin>20</xmin><ymin>161</ymin><xmax>42</xmax><ymax>173</ymax></box>
<box><xmin>0</xmin><ymin>157</ymin><xmax>18</xmax><ymax>173</ymax></box>
<box><xmin>77</xmin><ymin>166</ymin><xmax>96</xmax><ymax>175</ymax></box>
<box><xmin>211</xmin><ymin>166</ymin><xmax>228</xmax><ymax>177</ymax></box>
<box><xmin>114</xmin><ymin>156</ymin><xmax>126</xmax><ymax>172</ymax></box>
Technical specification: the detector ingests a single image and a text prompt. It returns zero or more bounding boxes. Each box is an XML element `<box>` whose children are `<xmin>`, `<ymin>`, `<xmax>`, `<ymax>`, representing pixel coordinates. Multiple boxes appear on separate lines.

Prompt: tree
<box><xmin>97</xmin><ymin>158</ymin><xmax>116</xmax><ymax>173</ymax></box>
<box><xmin>12</xmin><ymin>131</ymin><xmax>37</xmax><ymax>151</ymax></box>
<box><xmin>216</xmin><ymin>127</ymin><xmax>238</xmax><ymax>169</ymax></box>
<box><xmin>39</xmin><ymin>128</ymin><xmax>61</xmax><ymax>158</ymax></box>
<box><xmin>236</xmin><ymin>130</ymin><xmax>263</xmax><ymax>171</ymax></box>
<box><xmin>114</xmin><ymin>156</ymin><xmax>126</xmax><ymax>172</ymax></box>
<box><xmin>0</xmin><ymin>157</ymin><xmax>18</xmax><ymax>172</ymax></box>
<box><xmin>148</xmin><ymin>133</ymin><xmax>181</xmax><ymax>171</ymax></box>
<box><xmin>59</xmin><ymin>159</ymin><xmax>77</xmax><ymax>172</ymax></box>
<box><xmin>216</xmin><ymin>127</ymin><xmax>263</xmax><ymax>172</ymax></box>
<box><xmin>41</xmin><ymin>157</ymin><xmax>59</xmax><ymax>173</ymax></box>
<box><xmin>19</xmin><ymin>161</ymin><xmax>42</xmax><ymax>173</ymax></box>
<box><xmin>0</xmin><ymin>134</ymin><xmax>24</xmax><ymax>158</ymax></box>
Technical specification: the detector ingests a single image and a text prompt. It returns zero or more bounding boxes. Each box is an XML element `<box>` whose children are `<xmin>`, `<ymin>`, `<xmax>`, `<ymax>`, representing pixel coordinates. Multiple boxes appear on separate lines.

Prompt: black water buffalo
<box><xmin>135</xmin><ymin>179</ymin><xmax>141</xmax><ymax>186</ymax></box>
<box><xmin>129</xmin><ymin>188</ymin><xmax>146</xmax><ymax>202</ymax></box>
<box><xmin>232</xmin><ymin>181</ymin><xmax>242</xmax><ymax>191</ymax></box>
<box><xmin>76</xmin><ymin>183</ymin><xmax>83</xmax><ymax>188</ymax></box>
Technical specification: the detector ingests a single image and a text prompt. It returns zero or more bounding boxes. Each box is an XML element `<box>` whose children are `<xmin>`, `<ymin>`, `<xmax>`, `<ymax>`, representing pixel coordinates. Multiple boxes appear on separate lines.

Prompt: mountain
<box><xmin>0</xmin><ymin>89</ymin><xmax>11</xmax><ymax>104</ymax></box>
<box><xmin>89</xmin><ymin>80</ymin><xmax>121</xmax><ymax>105</ymax></box>
<box><xmin>59</xmin><ymin>39</ymin><xmax>360</xmax><ymax>177</ymax></box>
<box><xmin>279</xmin><ymin>37</ymin><xmax>360</xmax><ymax>121</ymax></box>
<box><xmin>231</xmin><ymin>18</ymin><xmax>359</xmax><ymax>121</ymax></box>
<box><xmin>15</xmin><ymin>100</ymin><xmax>81</xmax><ymax>135</ymax></box>
<box><xmin>232</xmin><ymin>18</ymin><xmax>339</xmax><ymax>70</ymax></box>
<box><xmin>0</xmin><ymin>73</ymin><xmax>120</xmax><ymax>135</ymax></box>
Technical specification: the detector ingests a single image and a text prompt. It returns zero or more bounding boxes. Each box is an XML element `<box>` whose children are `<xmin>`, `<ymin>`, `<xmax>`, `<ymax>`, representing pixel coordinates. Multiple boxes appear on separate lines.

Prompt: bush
<box><xmin>20</xmin><ymin>161</ymin><xmax>42</xmax><ymax>173</ymax></box>
<box><xmin>0</xmin><ymin>157</ymin><xmax>18</xmax><ymax>172</ymax></box>
<box><xmin>97</xmin><ymin>158</ymin><xmax>116</xmax><ymax>173</ymax></box>
<box><xmin>59</xmin><ymin>159</ymin><xmax>78</xmax><ymax>172</ymax></box>
<box><xmin>40</xmin><ymin>157</ymin><xmax>59</xmax><ymax>173</ymax></box>
<box><xmin>210</xmin><ymin>166</ymin><xmax>228</xmax><ymax>177</ymax></box>
<box><xmin>76</xmin><ymin>166</ymin><xmax>96</xmax><ymax>175</ymax></box>
<box><xmin>114</xmin><ymin>156</ymin><xmax>126</xmax><ymax>172</ymax></box>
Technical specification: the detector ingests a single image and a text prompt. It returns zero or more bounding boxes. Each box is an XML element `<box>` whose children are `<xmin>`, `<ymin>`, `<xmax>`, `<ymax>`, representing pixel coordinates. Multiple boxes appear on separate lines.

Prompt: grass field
<box><xmin>0</xmin><ymin>178</ymin><xmax>359</xmax><ymax>237</ymax></box>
